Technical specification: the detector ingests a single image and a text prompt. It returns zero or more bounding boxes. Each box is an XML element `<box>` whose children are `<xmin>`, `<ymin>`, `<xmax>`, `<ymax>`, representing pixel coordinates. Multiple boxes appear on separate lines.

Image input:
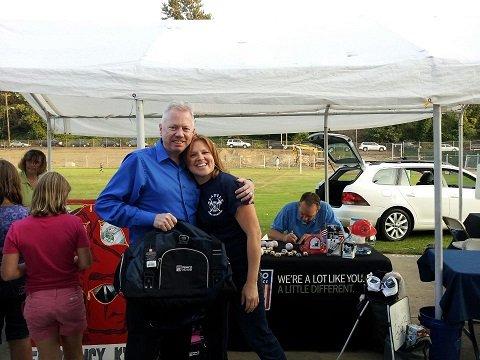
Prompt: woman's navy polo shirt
<box><xmin>197</xmin><ymin>172</ymin><xmax>248</xmax><ymax>270</ymax></box>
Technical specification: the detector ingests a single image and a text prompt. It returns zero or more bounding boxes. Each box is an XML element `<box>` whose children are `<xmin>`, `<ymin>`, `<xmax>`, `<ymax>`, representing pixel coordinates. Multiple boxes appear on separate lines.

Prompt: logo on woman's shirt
<box><xmin>207</xmin><ymin>194</ymin><xmax>224</xmax><ymax>216</ymax></box>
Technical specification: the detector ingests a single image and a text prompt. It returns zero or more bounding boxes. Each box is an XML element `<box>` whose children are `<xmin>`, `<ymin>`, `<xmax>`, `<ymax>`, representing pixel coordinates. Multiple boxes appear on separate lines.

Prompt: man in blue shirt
<box><xmin>95</xmin><ymin>102</ymin><xmax>253</xmax><ymax>360</ymax></box>
<box><xmin>268</xmin><ymin>192</ymin><xmax>344</xmax><ymax>243</ymax></box>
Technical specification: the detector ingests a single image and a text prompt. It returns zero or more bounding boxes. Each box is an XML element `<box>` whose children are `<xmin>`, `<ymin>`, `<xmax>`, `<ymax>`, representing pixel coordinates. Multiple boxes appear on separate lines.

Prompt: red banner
<box><xmin>72</xmin><ymin>204</ymin><xmax>129</xmax><ymax>345</ymax></box>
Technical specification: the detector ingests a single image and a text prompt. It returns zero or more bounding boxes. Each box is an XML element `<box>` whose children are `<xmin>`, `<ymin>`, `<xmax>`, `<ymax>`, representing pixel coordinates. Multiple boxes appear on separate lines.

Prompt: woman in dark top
<box><xmin>0</xmin><ymin>160</ymin><xmax>31</xmax><ymax>360</ymax></box>
<box><xmin>185</xmin><ymin>135</ymin><xmax>285</xmax><ymax>360</ymax></box>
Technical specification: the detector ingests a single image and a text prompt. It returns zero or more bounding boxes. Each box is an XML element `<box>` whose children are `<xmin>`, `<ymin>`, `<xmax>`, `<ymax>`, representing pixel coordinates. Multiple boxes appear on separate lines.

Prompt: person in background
<box><xmin>185</xmin><ymin>134</ymin><xmax>285</xmax><ymax>360</ymax></box>
<box><xmin>0</xmin><ymin>160</ymin><xmax>31</xmax><ymax>360</ymax></box>
<box><xmin>1</xmin><ymin>172</ymin><xmax>92</xmax><ymax>360</ymax></box>
<box><xmin>268</xmin><ymin>191</ymin><xmax>344</xmax><ymax>243</ymax></box>
<box><xmin>95</xmin><ymin>102</ymin><xmax>254</xmax><ymax>360</ymax></box>
<box><xmin>275</xmin><ymin>156</ymin><xmax>280</xmax><ymax>170</ymax></box>
<box><xmin>18</xmin><ymin>149</ymin><xmax>47</xmax><ymax>207</ymax></box>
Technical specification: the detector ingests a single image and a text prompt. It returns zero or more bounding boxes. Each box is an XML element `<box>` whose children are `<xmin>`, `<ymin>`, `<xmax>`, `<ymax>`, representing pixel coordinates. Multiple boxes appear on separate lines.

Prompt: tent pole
<box><xmin>458</xmin><ymin>105</ymin><xmax>467</xmax><ymax>220</ymax></box>
<box><xmin>135</xmin><ymin>98</ymin><xmax>146</xmax><ymax>149</ymax></box>
<box><xmin>433</xmin><ymin>104</ymin><xmax>443</xmax><ymax>320</ymax></box>
<box><xmin>299</xmin><ymin>147</ymin><xmax>303</xmax><ymax>174</ymax></box>
<box><xmin>324</xmin><ymin>105</ymin><xmax>331</xmax><ymax>204</ymax></box>
<box><xmin>29</xmin><ymin>94</ymin><xmax>53</xmax><ymax>169</ymax></box>
<box><xmin>46</xmin><ymin>117</ymin><xmax>52</xmax><ymax>171</ymax></box>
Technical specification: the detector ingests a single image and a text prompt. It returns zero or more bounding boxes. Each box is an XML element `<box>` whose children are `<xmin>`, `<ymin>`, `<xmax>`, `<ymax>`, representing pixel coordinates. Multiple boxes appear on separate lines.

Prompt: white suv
<box><xmin>359</xmin><ymin>141</ymin><xmax>386</xmax><ymax>151</ymax></box>
<box><xmin>309</xmin><ymin>133</ymin><xmax>479</xmax><ymax>241</ymax></box>
<box><xmin>226</xmin><ymin>139</ymin><xmax>252</xmax><ymax>148</ymax></box>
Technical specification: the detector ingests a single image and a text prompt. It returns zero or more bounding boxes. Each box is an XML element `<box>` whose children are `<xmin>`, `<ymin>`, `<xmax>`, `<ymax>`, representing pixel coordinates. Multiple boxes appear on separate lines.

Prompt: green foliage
<box><xmin>161</xmin><ymin>0</ymin><xmax>212</xmax><ymax>20</ymax></box>
<box><xmin>0</xmin><ymin>92</ymin><xmax>45</xmax><ymax>140</ymax></box>
<box><xmin>367</xmin><ymin>125</ymin><xmax>402</xmax><ymax>143</ymax></box>
<box><xmin>362</xmin><ymin>105</ymin><xmax>480</xmax><ymax>142</ymax></box>
<box><xmin>291</xmin><ymin>132</ymin><xmax>310</xmax><ymax>144</ymax></box>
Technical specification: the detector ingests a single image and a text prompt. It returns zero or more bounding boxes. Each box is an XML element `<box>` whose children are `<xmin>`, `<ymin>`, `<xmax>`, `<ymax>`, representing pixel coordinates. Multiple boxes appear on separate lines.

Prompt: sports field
<box><xmin>58</xmin><ymin>167</ymin><xmax>450</xmax><ymax>254</ymax></box>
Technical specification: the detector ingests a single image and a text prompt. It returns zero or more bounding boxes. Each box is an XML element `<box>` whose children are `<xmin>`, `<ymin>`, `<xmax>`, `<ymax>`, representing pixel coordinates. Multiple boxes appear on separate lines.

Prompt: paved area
<box><xmin>1</xmin><ymin>254</ymin><xmax>478</xmax><ymax>359</ymax></box>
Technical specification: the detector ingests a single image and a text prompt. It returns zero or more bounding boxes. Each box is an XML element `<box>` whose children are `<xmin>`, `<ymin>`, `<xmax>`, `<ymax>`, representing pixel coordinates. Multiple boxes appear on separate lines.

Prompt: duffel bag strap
<box><xmin>210</xmin><ymin>241</ymin><xmax>227</xmax><ymax>286</ymax></box>
<box><xmin>143</xmin><ymin>234</ymin><xmax>158</xmax><ymax>290</ymax></box>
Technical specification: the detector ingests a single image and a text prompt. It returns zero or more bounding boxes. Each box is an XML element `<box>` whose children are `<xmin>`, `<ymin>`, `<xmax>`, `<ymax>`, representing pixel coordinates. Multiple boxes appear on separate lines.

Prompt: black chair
<box><xmin>416</xmin><ymin>171</ymin><xmax>434</xmax><ymax>185</ymax></box>
<box><xmin>442</xmin><ymin>216</ymin><xmax>480</xmax><ymax>250</ymax></box>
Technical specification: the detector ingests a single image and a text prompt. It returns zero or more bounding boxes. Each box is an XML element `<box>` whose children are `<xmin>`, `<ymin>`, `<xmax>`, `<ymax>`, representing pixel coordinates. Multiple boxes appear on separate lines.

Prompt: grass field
<box><xmin>57</xmin><ymin>167</ymin><xmax>450</xmax><ymax>255</ymax></box>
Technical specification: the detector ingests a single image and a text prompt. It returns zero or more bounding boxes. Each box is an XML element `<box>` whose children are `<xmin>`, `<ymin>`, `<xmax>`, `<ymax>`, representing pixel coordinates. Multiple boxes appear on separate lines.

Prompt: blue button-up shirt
<box><xmin>271</xmin><ymin>201</ymin><xmax>344</xmax><ymax>238</ymax></box>
<box><xmin>95</xmin><ymin>141</ymin><xmax>199</xmax><ymax>246</ymax></box>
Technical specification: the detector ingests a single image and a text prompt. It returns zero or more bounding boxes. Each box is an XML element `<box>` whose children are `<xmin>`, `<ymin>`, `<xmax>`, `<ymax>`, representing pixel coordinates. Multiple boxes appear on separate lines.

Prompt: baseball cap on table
<box><xmin>349</xmin><ymin>219</ymin><xmax>377</xmax><ymax>237</ymax></box>
<box><xmin>366</xmin><ymin>273</ymin><xmax>382</xmax><ymax>292</ymax></box>
<box><xmin>381</xmin><ymin>276</ymin><xmax>399</xmax><ymax>297</ymax></box>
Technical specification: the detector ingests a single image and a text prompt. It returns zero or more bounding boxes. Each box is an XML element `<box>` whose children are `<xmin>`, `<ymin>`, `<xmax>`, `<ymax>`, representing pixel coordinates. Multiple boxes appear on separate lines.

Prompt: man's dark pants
<box><xmin>125</xmin><ymin>299</ymin><xmax>192</xmax><ymax>360</ymax></box>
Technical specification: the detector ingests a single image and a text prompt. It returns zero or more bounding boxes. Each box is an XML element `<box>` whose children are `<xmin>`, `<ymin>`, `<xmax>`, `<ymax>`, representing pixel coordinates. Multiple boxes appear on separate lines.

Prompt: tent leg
<box><xmin>29</xmin><ymin>93</ymin><xmax>53</xmax><ymax>170</ymax></box>
<box><xmin>433</xmin><ymin>104</ymin><xmax>444</xmax><ymax>320</ymax></box>
<box><xmin>135</xmin><ymin>98</ymin><xmax>146</xmax><ymax>149</ymax></box>
<box><xmin>46</xmin><ymin>116</ymin><xmax>52</xmax><ymax>171</ymax></box>
<box><xmin>458</xmin><ymin>105</ymin><xmax>467</xmax><ymax>221</ymax></box>
<box><xmin>324</xmin><ymin>104</ymin><xmax>330</xmax><ymax>203</ymax></box>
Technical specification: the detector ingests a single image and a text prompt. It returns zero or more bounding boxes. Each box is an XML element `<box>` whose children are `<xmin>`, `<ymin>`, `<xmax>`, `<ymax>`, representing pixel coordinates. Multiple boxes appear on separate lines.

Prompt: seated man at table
<box><xmin>268</xmin><ymin>192</ymin><xmax>344</xmax><ymax>243</ymax></box>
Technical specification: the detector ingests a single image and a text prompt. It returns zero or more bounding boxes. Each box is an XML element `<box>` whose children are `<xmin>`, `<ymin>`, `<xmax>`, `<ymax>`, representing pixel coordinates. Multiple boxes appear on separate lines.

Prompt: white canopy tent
<box><xmin>2</xmin><ymin>17</ymin><xmax>468</xmax><ymax>135</ymax></box>
<box><xmin>2</xmin><ymin>15</ymin><xmax>480</xmax><ymax>322</ymax></box>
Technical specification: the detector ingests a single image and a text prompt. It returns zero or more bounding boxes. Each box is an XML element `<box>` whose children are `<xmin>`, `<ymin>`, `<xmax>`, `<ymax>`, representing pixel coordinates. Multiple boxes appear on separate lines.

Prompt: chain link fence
<box><xmin>0</xmin><ymin>146</ymin><xmax>326</xmax><ymax>170</ymax></box>
<box><xmin>2</xmin><ymin>139</ymin><xmax>480</xmax><ymax>170</ymax></box>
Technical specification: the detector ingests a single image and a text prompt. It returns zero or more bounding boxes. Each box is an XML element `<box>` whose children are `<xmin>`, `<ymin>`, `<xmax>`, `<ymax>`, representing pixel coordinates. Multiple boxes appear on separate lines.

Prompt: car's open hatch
<box><xmin>308</xmin><ymin>132</ymin><xmax>365</xmax><ymax>170</ymax></box>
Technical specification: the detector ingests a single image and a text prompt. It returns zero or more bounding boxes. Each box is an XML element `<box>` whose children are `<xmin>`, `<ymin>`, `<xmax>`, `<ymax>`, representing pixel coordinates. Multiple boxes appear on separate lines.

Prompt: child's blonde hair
<box><xmin>30</xmin><ymin>172</ymin><xmax>71</xmax><ymax>216</ymax></box>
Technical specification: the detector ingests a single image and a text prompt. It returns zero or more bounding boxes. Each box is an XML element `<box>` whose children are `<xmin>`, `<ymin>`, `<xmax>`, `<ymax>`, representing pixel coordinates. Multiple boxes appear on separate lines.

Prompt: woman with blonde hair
<box><xmin>1</xmin><ymin>172</ymin><xmax>92</xmax><ymax>360</ymax></box>
<box><xmin>0</xmin><ymin>160</ymin><xmax>31</xmax><ymax>360</ymax></box>
<box><xmin>18</xmin><ymin>149</ymin><xmax>47</xmax><ymax>207</ymax></box>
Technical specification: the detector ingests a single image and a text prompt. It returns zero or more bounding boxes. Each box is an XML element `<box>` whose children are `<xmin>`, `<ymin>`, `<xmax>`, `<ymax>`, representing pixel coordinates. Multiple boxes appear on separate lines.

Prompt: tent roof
<box><xmin>1</xmin><ymin>16</ymin><xmax>480</xmax><ymax>135</ymax></box>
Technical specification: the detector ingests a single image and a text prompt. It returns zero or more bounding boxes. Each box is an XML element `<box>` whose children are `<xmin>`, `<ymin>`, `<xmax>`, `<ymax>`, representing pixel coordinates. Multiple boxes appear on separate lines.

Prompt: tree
<box><xmin>291</xmin><ymin>132</ymin><xmax>310</xmax><ymax>144</ymax></box>
<box><xmin>0</xmin><ymin>92</ymin><xmax>46</xmax><ymax>140</ymax></box>
<box><xmin>162</xmin><ymin>0</ymin><xmax>211</xmax><ymax>20</ymax></box>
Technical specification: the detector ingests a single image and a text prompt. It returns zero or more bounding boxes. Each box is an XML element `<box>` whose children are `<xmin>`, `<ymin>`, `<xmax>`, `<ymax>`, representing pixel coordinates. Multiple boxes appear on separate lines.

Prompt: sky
<box><xmin>2</xmin><ymin>0</ymin><xmax>479</xmax><ymax>24</ymax></box>
<box><xmin>1</xmin><ymin>0</ymin><xmax>479</xmax><ymax>60</ymax></box>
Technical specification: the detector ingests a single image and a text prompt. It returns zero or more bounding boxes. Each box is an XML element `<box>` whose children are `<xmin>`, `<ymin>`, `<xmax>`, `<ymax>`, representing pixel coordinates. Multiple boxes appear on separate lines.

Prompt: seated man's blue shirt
<box><xmin>271</xmin><ymin>201</ymin><xmax>344</xmax><ymax>238</ymax></box>
<box><xmin>95</xmin><ymin>141</ymin><xmax>199</xmax><ymax>247</ymax></box>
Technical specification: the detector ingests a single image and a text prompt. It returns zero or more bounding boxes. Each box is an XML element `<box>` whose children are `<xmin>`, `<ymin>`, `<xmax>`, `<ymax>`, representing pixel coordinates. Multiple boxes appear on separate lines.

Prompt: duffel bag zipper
<box><xmin>158</xmin><ymin>248</ymin><xmax>209</xmax><ymax>288</ymax></box>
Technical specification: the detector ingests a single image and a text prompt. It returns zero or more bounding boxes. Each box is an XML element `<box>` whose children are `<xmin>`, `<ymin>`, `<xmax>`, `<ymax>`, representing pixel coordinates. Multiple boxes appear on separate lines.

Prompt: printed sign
<box><xmin>32</xmin><ymin>344</ymin><xmax>126</xmax><ymax>360</ymax></box>
<box><xmin>276</xmin><ymin>272</ymin><xmax>365</xmax><ymax>295</ymax></box>
<box><xmin>260</xmin><ymin>269</ymin><xmax>274</xmax><ymax>310</ymax></box>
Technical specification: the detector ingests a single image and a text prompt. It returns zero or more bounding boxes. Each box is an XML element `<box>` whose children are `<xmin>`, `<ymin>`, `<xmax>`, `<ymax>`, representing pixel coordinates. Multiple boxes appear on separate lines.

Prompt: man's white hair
<box><xmin>161</xmin><ymin>102</ymin><xmax>195</xmax><ymax>124</ymax></box>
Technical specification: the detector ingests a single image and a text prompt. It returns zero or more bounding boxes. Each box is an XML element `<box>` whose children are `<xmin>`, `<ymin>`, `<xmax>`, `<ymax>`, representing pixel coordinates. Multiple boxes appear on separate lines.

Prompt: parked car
<box><xmin>101</xmin><ymin>139</ymin><xmax>120</xmax><ymax>147</ymax></box>
<box><xmin>10</xmin><ymin>141</ymin><xmax>31</xmax><ymax>147</ymax></box>
<box><xmin>402</xmin><ymin>141</ymin><xmax>418</xmax><ymax>148</ymax></box>
<box><xmin>68</xmin><ymin>139</ymin><xmax>90</xmax><ymax>147</ymax></box>
<box><xmin>266</xmin><ymin>140</ymin><xmax>289</xmax><ymax>149</ymax></box>
<box><xmin>226</xmin><ymin>139</ymin><xmax>252</xmax><ymax>148</ymax></box>
<box><xmin>441</xmin><ymin>143</ymin><xmax>459</xmax><ymax>151</ymax></box>
<box><xmin>309</xmin><ymin>132</ymin><xmax>479</xmax><ymax>241</ymax></box>
<box><xmin>126</xmin><ymin>139</ymin><xmax>150</xmax><ymax>147</ymax></box>
<box><xmin>359</xmin><ymin>141</ymin><xmax>386</xmax><ymax>151</ymax></box>
<box><xmin>40</xmin><ymin>139</ymin><xmax>63</xmax><ymax>147</ymax></box>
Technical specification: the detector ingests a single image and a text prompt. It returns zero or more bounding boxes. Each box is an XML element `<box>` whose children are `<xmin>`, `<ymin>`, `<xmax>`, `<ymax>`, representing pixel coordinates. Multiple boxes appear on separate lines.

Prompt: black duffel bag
<box><xmin>115</xmin><ymin>221</ymin><xmax>234</xmax><ymax>313</ymax></box>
